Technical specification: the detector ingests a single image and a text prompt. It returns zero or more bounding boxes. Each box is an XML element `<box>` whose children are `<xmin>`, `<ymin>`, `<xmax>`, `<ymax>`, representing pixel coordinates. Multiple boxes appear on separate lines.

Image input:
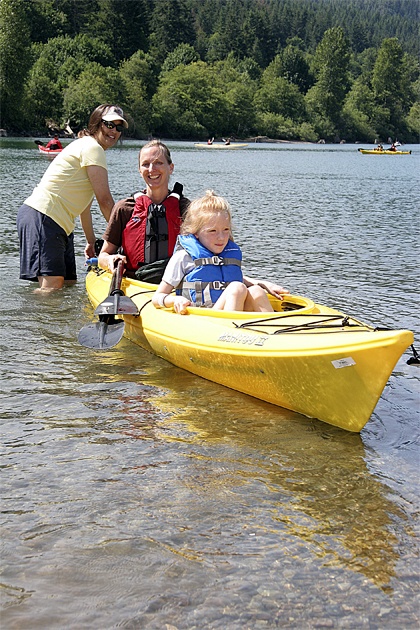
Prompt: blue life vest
<box><xmin>176</xmin><ymin>234</ymin><xmax>243</xmax><ymax>307</ymax></box>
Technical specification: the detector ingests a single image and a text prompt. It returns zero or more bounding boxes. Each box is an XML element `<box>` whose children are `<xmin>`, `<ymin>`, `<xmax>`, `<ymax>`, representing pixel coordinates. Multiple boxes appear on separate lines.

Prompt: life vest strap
<box><xmin>146</xmin><ymin>234</ymin><xmax>168</xmax><ymax>242</ymax></box>
<box><xmin>194</xmin><ymin>256</ymin><xmax>241</xmax><ymax>267</ymax></box>
<box><xmin>181</xmin><ymin>279</ymin><xmax>230</xmax><ymax>307</ymax></box>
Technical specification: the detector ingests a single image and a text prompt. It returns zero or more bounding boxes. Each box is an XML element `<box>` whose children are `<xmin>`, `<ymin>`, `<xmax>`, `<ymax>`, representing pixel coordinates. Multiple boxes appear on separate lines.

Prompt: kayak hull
<box><xmin>358</xmin><ymin>148</ymin><xmax>411</xmax><ymax>155</ymax></box>
<box><xmin>85</xmin><ymin>270</ymin><xmax>413</xmax><ymax>432</ymax></box>
<box><xmin>38</xmin><ymin>145</ymin><xmax>62</xmax><ymax>155</ymax></box>
<box><xmin>194</xmin><ymin>143</ymin><xmax>248</xmax><ymax>149</ymax></box>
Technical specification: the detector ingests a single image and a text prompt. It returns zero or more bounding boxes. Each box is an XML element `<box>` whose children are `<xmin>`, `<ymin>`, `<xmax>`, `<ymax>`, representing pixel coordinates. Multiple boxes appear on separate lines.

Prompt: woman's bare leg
<box><xmin>35</xmin><ymin>275</ymin><xmax>65</xmax><ymax>293</ymax></box>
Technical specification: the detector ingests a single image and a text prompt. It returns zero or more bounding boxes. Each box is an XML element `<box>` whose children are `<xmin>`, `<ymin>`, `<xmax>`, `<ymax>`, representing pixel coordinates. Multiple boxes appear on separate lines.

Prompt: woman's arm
<box><xmin>79</xmin><ymin>203</ymin><xmax>97</xmax><ymax>259</ymax></box>
<box><xmin>98</xmin><ymin>240</ymin><xmax>127</xmax><ymax>272</ymax></box>
<box><xmin>86</xmin><ymin>165</ymin><xmax>114</xmax><ymax>221</ymax></box>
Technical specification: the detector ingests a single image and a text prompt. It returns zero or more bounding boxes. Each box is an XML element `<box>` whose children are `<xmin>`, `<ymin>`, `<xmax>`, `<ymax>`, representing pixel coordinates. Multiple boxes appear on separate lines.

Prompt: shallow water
<box><xmin>1</xmin><ymin>138</ymin><xmax>419</xmax><ymax>629</ymax></box>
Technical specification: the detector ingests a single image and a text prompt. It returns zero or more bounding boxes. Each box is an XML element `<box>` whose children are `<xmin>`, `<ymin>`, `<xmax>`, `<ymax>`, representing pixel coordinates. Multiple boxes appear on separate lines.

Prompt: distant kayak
<box><xmin>38</xmin><ymin>145</ymin><xmax>63</xmax><ymax>156</ymax></box>
<box><xmin>358</xmin><ymin>148</ymin><xmax>411</xmax><ymax>155</ymax></box>
<box><xmin>195</xmin><ymin>143</ymin><xmax>248</xmax><ymax>149</ymax></box>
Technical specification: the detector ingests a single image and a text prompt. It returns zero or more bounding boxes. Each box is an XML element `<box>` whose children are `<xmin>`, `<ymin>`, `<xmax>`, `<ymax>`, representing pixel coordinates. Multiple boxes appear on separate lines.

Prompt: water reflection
<box><xmin>81</xmin><ymin>344</ymin><xmax>408</xmax><ymax>592</ymax></box>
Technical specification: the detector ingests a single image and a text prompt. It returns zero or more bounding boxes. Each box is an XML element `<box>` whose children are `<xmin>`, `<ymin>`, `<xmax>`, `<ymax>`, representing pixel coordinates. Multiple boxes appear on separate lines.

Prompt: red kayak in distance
<box><xmin>38</xmin><ymin>144</ymin><xmax>62</xmax><ymax>156</ymax></box>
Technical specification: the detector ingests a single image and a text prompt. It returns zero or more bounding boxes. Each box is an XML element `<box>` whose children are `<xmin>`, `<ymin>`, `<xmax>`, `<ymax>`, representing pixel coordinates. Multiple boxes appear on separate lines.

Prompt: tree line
<box><xmin>1</xmin><ymin>0</ymin><xmax>419</xmax><ymax>142</ymax></box>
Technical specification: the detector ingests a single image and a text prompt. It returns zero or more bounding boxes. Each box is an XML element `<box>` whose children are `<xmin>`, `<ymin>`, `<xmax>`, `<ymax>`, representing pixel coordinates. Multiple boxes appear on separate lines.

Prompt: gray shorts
<box><xmin>17</xmin><ymin>204</ymin><xmax>77</xmax><ymax>281</ymax></box>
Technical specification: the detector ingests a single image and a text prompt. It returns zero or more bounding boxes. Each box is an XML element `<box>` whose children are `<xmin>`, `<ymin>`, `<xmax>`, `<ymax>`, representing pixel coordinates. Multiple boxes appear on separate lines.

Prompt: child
<box><xmin>152</xmin><ymin>190</ymin><xmax>288</xmax><ymax>314</ymax></box>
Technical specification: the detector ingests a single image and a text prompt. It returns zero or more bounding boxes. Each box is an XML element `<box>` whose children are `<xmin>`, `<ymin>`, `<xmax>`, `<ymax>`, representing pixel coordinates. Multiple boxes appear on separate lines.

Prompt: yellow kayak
<box><xmin>84</xmin><ymin>269</ymin><xmax>413</xmax><ymax>432</ymax></box>
<box><xmin>358</xmin><ymin>148</ymin><xmax>411</xmax><ymax>155</ymax></box>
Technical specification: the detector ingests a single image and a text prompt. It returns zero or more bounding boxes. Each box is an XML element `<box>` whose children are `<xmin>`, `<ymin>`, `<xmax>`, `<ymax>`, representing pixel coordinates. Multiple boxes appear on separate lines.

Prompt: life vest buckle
<box><xmin>211</xmin><ymin>256</ymin><xmax>224</xmax><ymax>265</ymax></box>
<box><xmin>211</xmin><ymin>281</ymin><xmax>228</xmax><ymax>290</ymax></box>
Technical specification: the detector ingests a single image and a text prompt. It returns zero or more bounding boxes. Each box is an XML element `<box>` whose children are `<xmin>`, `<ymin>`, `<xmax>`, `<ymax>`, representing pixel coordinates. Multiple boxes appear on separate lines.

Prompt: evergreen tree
<box><xmin>0</xmin><ymin>0</ymin><xmax>32</xmax><ymax>130</ymax></box>
<box><xmin>371</xmin><ymin>37</ymin><xmax>412</xmax><ymax>136</ymax></box>
<box><xmin>305</xmin><ymin>27</ymin><xmax>351</xmax><ymax>137</ymax></box>
<box><xmin>149</xmin><ymin>0</ymin><xmax>195</xmax><ymax>64</ymax></box>
<box><xmin>93</xmin><ymin>0</ymin><xmax>150</xmax><ymax>62</ymax></box>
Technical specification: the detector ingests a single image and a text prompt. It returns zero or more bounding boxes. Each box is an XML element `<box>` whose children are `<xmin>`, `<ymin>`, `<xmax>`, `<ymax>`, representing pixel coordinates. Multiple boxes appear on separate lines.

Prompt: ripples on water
<box><xmin>1</xmin><ymin>139</ymin><xmax>419</xmax><ymax>628</ymax></box>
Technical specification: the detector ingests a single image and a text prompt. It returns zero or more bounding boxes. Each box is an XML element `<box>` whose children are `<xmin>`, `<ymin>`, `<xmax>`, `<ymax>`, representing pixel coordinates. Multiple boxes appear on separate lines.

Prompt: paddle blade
<box><xmin>94</xmin><ymin>294</ymin><xmax>138</xmax><ymax>316</ymax></box>
<box><xmin>34</xmin><ymin>140</ymin><xmax>44</xmax><ymax>146</ymax></box>
<box><xmin>78</xmin><ymin>320</ymin><xmax>125</xmax><ymax>349</ymax></box>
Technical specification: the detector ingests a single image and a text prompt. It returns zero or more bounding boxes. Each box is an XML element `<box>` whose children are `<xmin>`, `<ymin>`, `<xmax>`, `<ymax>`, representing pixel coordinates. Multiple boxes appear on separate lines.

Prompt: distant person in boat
<box><xmin>98</xmin><ymin>140</ymin><xmax>190</xmax><ymax>284</ymax></box>
<box><xmin>152</xmin><ymin>190</ymin><xmax>289</xmax><ymax>314</ymax></box>
<box><xmin>223</xmin><ymin>137</ymin><xmax>231</xmax><ymax>145</ymax></box>
<box><xmin>45</xmin><ymin>134</ymin><xmax>62</xmax><ymax>151</ymax></box>
<box><xmin>389</xmin><ymin>143</ymin><xmax>397</xmax><ymax>151</ymax></box>
<box><xmin>17</xmin><ymin>104</ymin><xmax>127</xmax><ymax>292</ymax></box>
<box><xmin>207</xmin><ymin>137</ymin><xmax>214</xmax><ymax>145</ymax></box>
<box><xmin>375</xmin><ymin>143</ymin><xmax>383</xmax><ymax>151</ymax></box>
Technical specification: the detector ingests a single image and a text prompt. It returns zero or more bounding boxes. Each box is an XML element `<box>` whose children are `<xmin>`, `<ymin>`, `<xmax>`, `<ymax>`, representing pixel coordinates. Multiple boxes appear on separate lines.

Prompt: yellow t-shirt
<box><xmin>25</xmin><ymin>136</ymin><xmax>107</xmax><ymax>235</ymax></box>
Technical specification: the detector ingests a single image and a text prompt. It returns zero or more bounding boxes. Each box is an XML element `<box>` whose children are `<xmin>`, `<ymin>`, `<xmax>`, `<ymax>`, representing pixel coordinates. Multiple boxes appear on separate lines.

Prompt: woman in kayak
<box><xmin>152</xmin><ymin>190</ymin><xmax>288</xmax><ymax>314</ymax></box>
<box><xmin>98</xmin><ymin>140</ymin><xmax>189</xmax><ymax>283</ymax></box>
<box><xmin>45</xmin><ymin>134</ymin><xmax>63</xmax><ymax>151</ymax></box>
<box><xmin>17</xmin><ymin>104</ymin><xmax>127</xmax><ymax>292</ymax></box>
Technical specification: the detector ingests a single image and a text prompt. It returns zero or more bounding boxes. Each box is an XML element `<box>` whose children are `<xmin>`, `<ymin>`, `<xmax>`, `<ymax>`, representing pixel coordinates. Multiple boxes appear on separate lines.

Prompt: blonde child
<box><xmin>152</xmin><ymin>190</ymin><xmax>288</xmax><ymax>314</ymax></box>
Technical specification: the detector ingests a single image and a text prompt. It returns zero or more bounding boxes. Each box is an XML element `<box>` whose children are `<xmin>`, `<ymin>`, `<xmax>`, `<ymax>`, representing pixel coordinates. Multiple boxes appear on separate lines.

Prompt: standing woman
<box><xmin>17</xmin><ymin>104</ymin><xmax>128</xmax><ymax>292</ymax></box>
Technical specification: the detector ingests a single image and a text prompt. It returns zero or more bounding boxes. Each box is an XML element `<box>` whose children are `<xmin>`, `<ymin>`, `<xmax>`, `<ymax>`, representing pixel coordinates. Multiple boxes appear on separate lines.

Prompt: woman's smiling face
<box><xmin>139</xmin><ymin>146</ymin><xmax>174</xmax><ymax>192</ymax></box>
<box><xmin>96</xmin><ymin>120</ymin><xmax>123</xmax><ymax>150</ymax></box>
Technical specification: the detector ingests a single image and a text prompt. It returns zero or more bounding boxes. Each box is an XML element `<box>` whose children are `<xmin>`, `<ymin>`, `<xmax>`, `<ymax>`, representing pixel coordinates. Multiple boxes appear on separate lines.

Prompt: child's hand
<box><xmin>173</xmin><ymin>296</ymin><xmax>191</xmax><ymax>314</ymax></box>
<box><xmin>260</xmin><ymin>281</ymin><xmax>290</xmax><ymax>299</ymax></box>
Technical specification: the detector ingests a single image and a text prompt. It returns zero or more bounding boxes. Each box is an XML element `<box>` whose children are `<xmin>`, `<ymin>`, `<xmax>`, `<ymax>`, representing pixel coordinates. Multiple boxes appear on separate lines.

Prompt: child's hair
<box><xmin>181</xmin><ymin>190</ymin><xmax>233</xmax><ymax>236</ymax></box>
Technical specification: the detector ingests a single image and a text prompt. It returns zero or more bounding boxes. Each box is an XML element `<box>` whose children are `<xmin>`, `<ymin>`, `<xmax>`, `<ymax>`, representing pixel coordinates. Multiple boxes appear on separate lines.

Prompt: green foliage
<box><xmin>254</xmin><ymin>76</ymin><xmax>306</xmax><ymax>122</ymax></box>
<box><xmin>1</xmin><ymin>0</ymin><xmax>418</xmax><ymax>141</ymax></box>
<box><xmin>0</xmin><ymin>0</ymin><xmax>32</xmax><ymax>129</ymax></box>
<box><xmin>406</xmin><ymin>102</ymin><xmax>420</xmax><ymax>139</ymax></box>
<box><xmin>152</xmin><ymin>61</ymin><xmax>228</xmax><ymax>137</ymax></box>
<box><xmin>371</xmin><ymin>38</ymin><xmax>413</xmax><ymax>136</ymax></box>
<box><xmin>309</xmin><ymin>27</ymin><xmax>351</xmax><ymax>121</ymax></box>
<box><xmin>160</xmin><ymin>44</ymin><xmax>199</xmax><ymax>75</ymax></box>
<box><xmin>119</xmin><ymin>51</ymin><xmax>156</xmax><ymax>136</ymax></box>
<box><xmin>149</xmin><ymin>0</ymin><xmax>195</xmax><ymax>64</ymax></box>
<box><xmin>63</xmin><ymin>63</ymin><xmax>124</xmax><ymax>129</ymax></box>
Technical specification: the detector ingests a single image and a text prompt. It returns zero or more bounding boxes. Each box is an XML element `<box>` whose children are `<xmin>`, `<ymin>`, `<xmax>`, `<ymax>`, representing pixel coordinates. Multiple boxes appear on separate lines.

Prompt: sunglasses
<box><xmin>102</xmin><ymin>120</ymin><xmax>125</xmax><ymax>132</ymax></box>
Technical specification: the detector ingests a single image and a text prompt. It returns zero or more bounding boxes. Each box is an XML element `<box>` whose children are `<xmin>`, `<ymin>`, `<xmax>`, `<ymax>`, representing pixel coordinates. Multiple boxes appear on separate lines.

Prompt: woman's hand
<box><xmin>109</xmin><ymin>253</ymin><xmax>126</xmax><ymax>272</ymax></box>
<box><xmin>98</xmin><ymin>247</ymin><xmax>127</xmax><ymax>273</ymax></box>
<box><xmin>85</xmin><ymin>242</ymin><xmax>96</xmax><ymax>259</ymax></box>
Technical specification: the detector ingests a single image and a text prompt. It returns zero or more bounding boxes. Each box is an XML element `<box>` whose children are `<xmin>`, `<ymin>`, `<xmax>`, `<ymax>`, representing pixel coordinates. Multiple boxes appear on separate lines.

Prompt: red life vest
<box><xmin>121</xmin><ymin>189</ymin><xmax>183</xmax><ymax>271</ymax></box>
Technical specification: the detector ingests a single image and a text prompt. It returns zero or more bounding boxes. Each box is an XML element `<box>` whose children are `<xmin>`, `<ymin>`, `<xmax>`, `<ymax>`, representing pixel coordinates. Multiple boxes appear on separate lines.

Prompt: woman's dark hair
<box><xmin>79</xmin><ymin>104</ymin><xmax>118</xmax><ymax>137</ymax></box>
<box><xmin>139</xmin><ymin>139</ymin><xmax>172</xmax><ymax>167</ymax></box>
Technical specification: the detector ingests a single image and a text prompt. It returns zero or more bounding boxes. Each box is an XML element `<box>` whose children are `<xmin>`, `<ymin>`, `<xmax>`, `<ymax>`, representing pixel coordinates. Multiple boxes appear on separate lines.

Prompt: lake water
<box><xmin>1</xmin><ymin>138</ymin><xmax>419</xmax><ymax>629</ymax></box>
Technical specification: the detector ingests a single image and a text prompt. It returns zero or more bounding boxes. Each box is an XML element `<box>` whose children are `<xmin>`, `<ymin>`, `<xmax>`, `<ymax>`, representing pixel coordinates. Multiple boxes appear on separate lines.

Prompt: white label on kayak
<box><xmin>332</xmin><ymin>357</ymin><xmax>356</xmax><ymax>369</ymax></box>
<box><xmin>218</xmin><ymin>332</ymin><xmax>267</xmax><ymax>346</ymax></box>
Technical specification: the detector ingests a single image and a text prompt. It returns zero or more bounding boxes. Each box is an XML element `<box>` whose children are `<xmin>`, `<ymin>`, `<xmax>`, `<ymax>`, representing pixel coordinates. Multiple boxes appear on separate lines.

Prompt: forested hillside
<box><xmin>1</xmin><ymin>0</ymin><xmax>419</xmax><ymax>142</ymax></box>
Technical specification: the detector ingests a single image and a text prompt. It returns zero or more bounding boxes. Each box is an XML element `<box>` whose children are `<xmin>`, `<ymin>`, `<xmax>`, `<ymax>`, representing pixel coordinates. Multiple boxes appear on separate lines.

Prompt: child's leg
<box><xmin>212</xmin><ymin>281</ymin><xmax>248</xmax><ymax>311</ymax></box>
<box><xmin>245</xmin><ymin>285</ymin><xmax>274</xmax><ymax>312</ymax></box>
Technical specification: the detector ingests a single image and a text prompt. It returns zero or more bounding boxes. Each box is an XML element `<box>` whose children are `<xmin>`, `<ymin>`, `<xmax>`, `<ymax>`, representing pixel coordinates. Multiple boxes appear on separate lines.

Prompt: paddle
<box><xmin>78</xmin><ymin>260</ymin><xmax>138</xmax><ymax>350</ymax></box>
<box><xmin>34</xmin><ymin>140</ymin><xmax>44</xmax><ymax>146</ymax></box>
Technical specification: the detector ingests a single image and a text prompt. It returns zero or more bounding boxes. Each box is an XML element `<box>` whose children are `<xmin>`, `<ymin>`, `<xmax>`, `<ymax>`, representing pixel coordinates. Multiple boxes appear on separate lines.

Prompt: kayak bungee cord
<box><xmin>234</xmin><ymin>313</ymin><xmax>373</xmax><ymax>335</ymax></box>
